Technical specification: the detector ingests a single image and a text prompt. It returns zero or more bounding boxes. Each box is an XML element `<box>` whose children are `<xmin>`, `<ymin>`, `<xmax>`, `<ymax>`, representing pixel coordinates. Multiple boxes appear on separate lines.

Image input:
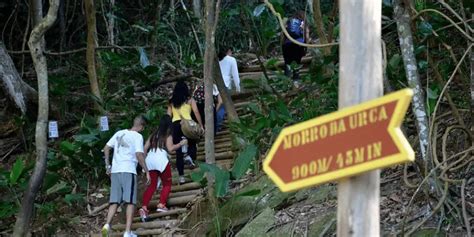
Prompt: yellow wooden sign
<box><xmin>263</xmin><ymin>89</ymin><xmax>415</xmax><ymax>192</ymax></box>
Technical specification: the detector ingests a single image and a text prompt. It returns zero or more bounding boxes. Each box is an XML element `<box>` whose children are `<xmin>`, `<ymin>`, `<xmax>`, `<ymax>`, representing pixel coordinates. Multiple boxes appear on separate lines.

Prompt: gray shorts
<box><xmin>110</xmin><ymin>172</ymin><xmax>137</xmax><ymax>205</ymax></box>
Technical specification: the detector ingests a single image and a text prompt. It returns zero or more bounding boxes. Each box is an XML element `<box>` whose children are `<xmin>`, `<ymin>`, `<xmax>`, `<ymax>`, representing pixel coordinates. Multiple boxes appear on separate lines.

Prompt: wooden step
<box><xmin>155</xmin><ymin>189</ymin><xmax>202</xmax><ymax>200</ymax></box>
<box><xmin>171</xmin><ymin>182</ymin><xmax>202</xmax><ymax>192</ymax></box>
<box><xmin>132</xmin><ymin>208</ymin><xmax>187</xmax><ymax>222</ymax></box>
<box><xmin>113</xmin><ymin>219</ymin><xmax>178</xmax><ymax>231</ymax></box>
<box><xmin>170</xmin><ymin>152</ymin><xmax>234</xmax><ymax>166</ymax></box>
<box><xmin>148</xmin><ymin>194</ymin><xmax>198</xmax><ymax>208</ymax></box>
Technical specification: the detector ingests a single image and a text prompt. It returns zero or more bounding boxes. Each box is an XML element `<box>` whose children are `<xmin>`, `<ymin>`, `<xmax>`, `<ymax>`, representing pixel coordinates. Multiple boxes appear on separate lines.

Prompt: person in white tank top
<box><xmin>139</xmin><ymin>115</ymin><xmax>187</xmax><ymax>221</ymax></box>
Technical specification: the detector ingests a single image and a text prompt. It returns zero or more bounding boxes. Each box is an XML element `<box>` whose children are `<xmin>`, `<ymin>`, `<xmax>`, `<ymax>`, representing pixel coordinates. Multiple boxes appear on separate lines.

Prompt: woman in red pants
<box><xmin>139</xmin><ymin>115</ymin><xmax>187</xmax><ymax>222</ymax></box>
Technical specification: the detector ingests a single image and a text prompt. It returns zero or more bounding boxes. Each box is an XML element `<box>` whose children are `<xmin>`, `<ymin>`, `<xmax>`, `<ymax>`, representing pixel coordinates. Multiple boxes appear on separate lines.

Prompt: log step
<box><xmin>171</xmin><ymin>182</ymin><xmax>202</xmax><ymax>192</ymax></box>
<box><xmin>113</xmin><ymin>219</ymin><xmax>178</xmax><ymax>231</ymax></box>
<box><xmin>148</xmin><ymin>194</ymin><xmax>198</xmax><ymax>208</ymax></box>
<box><xmin>132</xmin><ymin>208</ymin><xmax>187</xmax><ymax>222</ymax></box>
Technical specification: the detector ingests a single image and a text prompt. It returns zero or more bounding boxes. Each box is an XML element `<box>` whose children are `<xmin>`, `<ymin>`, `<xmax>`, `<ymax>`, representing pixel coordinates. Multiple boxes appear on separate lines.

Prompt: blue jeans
<box><xmin>215</xmin><ymin>106</ymin><xmax>225</xmax><ymax>132</ymax></box>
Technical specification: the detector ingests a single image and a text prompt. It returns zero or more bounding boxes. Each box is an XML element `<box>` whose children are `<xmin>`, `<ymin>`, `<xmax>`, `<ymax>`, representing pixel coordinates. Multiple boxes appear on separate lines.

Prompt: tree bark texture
<box><xmin>193</xmin><ymin>0</ymin><xmax>201</xmax><ymax>19</ymax></box>
<box><xmin>337</xmin><ymin>0</ymin><xmax>382</xmax><ymax>236</ymax></box>
<box><xmin>0</xmin><ymin>43</ymin><xmax>38</xmax><ymax>114</ymax></box>
<box><xmin>312</xmin><ymin>0</ymin><xmax>331</xmax><ymax>55</ymax></box>
<box><xmin>203</xmin><ymin>0</ymin><xmax>217</xmax><ymax>185</ymax></box>
<box><xmin>85</xmin><ymin>0</ymin><xmax>103</xmax><ymax>111</ymax></box>
<box><xmin>13</xmin><ymin>0</ymin><xmax>59</xmax><ymax>236</ymax></box>
<box><xmin>213</xmin><ymin>62</ymin><xmax>240</xmax><ymax>123</ymax></box>
<box><xmin>107</xmin><ymin>0</ymin><xmax>116</xmax><ymax>46</ymax></box>
<box><xmin>151</xmin><ymin>0</ymin><xmax>165</xmax><ymax>62</ymax></box>
<box><xmin>30</xmin><ymin>0</ymin><xmax>43</xmax><ymax>27</ymax></box>
<box><xmin>393</xmin><ymin>0</ymin><xmax>430</xmax><ymax>169</ymax></box>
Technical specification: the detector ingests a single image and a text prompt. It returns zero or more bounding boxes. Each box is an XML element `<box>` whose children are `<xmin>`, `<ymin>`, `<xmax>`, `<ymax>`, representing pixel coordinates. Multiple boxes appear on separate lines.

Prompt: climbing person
<box><xmin>167</xmin><ymin>80</ymin><xmax>204</xmax><ymax>184</ymax></box>
<box><xmin>192</xmin><ymin>82</ymin><xmax>224</xmax><ymax>132</ymax></box>
<box><xmin>101</xmin><ymin>115</ymin><xmax>151</xmax><ymax>237</ymax></box>
<box><xmin>218</xmin><ymin>47</ymin><xmax>241</xmax><ymax>94</ymax></box>
<box><xmin>138</xmin><ymin>115</ymin><xmax>188</xmax><ymax>221</ymax></box>
<box><xmin>282</xmin><ymin>10</ymin><xmax>310</xmax><ymax>86</ymax></box>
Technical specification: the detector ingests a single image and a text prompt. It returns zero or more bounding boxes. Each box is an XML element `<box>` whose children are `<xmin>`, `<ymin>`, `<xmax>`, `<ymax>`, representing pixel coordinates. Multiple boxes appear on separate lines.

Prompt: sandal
<box><xmin>138</xmin><ymin>208</ymin><xmax>149</xmax><ymax>222</ymax></box>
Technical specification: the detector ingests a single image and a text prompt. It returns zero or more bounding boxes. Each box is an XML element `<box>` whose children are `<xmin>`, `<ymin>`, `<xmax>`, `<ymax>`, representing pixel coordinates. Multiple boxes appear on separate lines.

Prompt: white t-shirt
<box><xmin>106</xmin><ymin>129</ymin><xmax>144</xmax><ymax>174</ymax></box>
<box><xmin>219</xmin><ymin>55</ymin><xmax>240</xmax><ymax>92</ymax></box>
<box><xmin>145</xmin><ymin>148</ymin><xmax>169</xmax><ymax>173</ymax></box>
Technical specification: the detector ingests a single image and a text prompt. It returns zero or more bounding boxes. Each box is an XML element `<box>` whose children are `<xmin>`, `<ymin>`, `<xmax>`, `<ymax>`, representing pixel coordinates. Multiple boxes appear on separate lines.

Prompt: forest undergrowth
<box><xmin>0</xmin><ymin>0</ymin><xmax>472</xmax><ymax>236</ymax></box>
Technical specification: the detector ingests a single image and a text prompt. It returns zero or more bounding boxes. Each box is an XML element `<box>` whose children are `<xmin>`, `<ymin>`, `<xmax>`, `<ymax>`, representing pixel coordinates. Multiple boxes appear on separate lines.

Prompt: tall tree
<box><xmin>203</xmin><ymin>0</ymin><xmax>219</xmax><ymax>189</ymax></box>
<box><xmin>193</xmin><ymin>0</ymin><xmax>201</xmax><ymax>19</ymax></box>
<box><xmin>30</xmin><ymin>0</ymin><xmax>43</xmax><ymax>27</ymax></box>
<box><xmin>85</xmin><ymin>0</ymin><xmax>103</xmax><ymax>111</ymax></box>
<box><xmin>393</xmin><ymin>0</ymin><xmax>430</xmax><ymax>171</ymax></box>
<box><xmin>13</xmin><ymin>0</ymin><xmax>59</xmax><ymax>235</ymax></box>
<box><xmin>0</xmin><ymin>43</ymin><xmax>38</xmax><ymax>114</ymax></box>
<box><xmin>312</xmin><ymin>0</ymin><xmax>331</xmax><ymax>55</ymax></box>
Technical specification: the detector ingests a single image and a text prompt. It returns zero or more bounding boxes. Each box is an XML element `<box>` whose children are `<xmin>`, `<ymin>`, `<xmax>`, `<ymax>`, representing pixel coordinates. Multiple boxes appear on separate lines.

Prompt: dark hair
<box><xmin>294</xmin><ymin>11</ymin><xmax>305</xmax><ymax>21</ymax></box>
<box><xmin>170</xmin><ymin>80</ymin><xmax>190</xmax><ymax>108</ymax></box>
<box><xmin>218</xmin><ymin>47</ymin><xmax>232</xmax><ymax>61</ymax></box>
<box><xmin>149</xmin><ymin>115</ymin><xmax>173</xmax><ymax>151</ymax></box>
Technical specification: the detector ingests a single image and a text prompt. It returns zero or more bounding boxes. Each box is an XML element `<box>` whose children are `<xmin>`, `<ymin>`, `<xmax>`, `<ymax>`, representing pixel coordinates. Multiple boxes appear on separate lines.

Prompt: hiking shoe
<box><xmin>138</xmin><ymin>208</ymin><xmax>149</xmax><ymax>223</ymax></box>
<box><xmin>184</xmin><ymin>155</ymin><xmax>196</xmax><ymax>168</ymax></box>
<box><xmin>123</xmin><ymin>231</ymin><xmax>137</xmax><ymax>237</ymax></box>
<box><xmin>293</xmin><ymin>80</ymin><xmax>302</xmax><ymax>89</ymax></box>
<box><xmin>179</xmin><ymin>176</ymin><xmax>186</xmax><ymax>184</ymax></box>
<box><xmin>101</xmin><ymin>224</ymin><xmax>110</xmax><ymax>237</ymax></box>
<box><xmin>157</xmin><ymin>204</ymin><xmax>169</xmax><ymax>213</ymax></box>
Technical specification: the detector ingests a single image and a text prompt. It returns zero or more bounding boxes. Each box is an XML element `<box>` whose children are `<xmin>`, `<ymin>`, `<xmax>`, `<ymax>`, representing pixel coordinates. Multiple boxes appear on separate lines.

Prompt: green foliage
<box><xmin>9</xmin><ymin>158</ymin><xmax>25</xmax><ymax>185</ymax></box>
<box><xmin>231</xmin><ymin>144</ymin><xmax>258</xmax><ymax>179</ymax></box>
<box><xmin>191</xmin><ymin>162</ymin><xmax>230</xmax><ymax>197</ymax></box>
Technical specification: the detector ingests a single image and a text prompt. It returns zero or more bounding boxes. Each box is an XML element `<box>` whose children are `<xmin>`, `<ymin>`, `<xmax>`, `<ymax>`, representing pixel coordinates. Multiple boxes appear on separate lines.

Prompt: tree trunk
<box><xmin>203</xmin><ymin>0</ymin><xmax>219</xmax><ymax>192</ymax></box>
<box><xmin>151</xmin><ymin>0</ymin><xmax>165</xmax><ymax>63</ymax></box>
<box><xmin>30</xmin><ymin>0</ymin><xmax>43</xmax><ymax>26</ymax></box>
<box><xmin>337</xmin><ymin>0</ymin><xmax>382</xmax><ymax>236</ymax></box>
<box><xmin>107</xmin><ymin>0</ymin><xmax>115</xmax><ymax>46</ymax></box>
<box><xmin>213</xmin><ymin>62</ymin><xmax>240</xmax><ymax>123</ymax></box>
<box><xmin>193</xmin><ymin>0</ymin><xmax>201</xmax><ymax>19</ymax></box>
<box><xmin>85</xmin><ymin>0</ymin><xmax>103</xmax><ymax>111</ymax></box>
<box><xmin>393</xmin><ymin>0</ymin><xmax>430</xmax><ymax>171</ymax></box>
<box><xmin>312</xmin><ymin>0</ymin><xmax>331</xmax><ymax>55</ymax></box>
<box><xmin>13</xmin><ymin>1</ymin><xmax>59</xmax><ymax>236</ymax></box>
<box><xmin>0</xmin><ymin>43</ymin><xmax>38</xmax><ymax>114</ymax></box>
<box><xmin>58</xmin><ymin>0</ymin><xmax>66</xmax><ymax>51</ymax></box>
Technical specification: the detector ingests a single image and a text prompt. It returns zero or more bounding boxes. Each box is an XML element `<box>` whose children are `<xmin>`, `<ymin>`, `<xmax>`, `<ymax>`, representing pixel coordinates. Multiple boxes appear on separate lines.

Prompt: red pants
<box><xmin>142</xmin><ymin>164</ymin><xmax>172</xmax><ymax>208</ymax></box>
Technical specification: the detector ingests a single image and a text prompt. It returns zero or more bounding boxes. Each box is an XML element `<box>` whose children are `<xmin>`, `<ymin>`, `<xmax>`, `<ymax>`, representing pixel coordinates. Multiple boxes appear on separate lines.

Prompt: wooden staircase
<box><xmin>91</xmin><ymin>93</ymin><xmax>254</xmax><ymax>237</ymax></box>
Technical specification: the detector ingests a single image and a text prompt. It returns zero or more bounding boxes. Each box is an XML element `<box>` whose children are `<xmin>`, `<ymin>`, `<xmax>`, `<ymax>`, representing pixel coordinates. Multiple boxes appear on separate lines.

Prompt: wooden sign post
<box><xmin>337</xmin><ymin>0</ymin><xmax>383</xmax><ymax>236</ymax></box>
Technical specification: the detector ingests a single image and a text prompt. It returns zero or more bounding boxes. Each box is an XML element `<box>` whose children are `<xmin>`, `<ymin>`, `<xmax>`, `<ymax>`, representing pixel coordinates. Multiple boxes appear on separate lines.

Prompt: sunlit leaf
<box><xmin>253</xmin><ymin>4</ymin><xmax>266</xmax><ymax>17</ymax></box>
<box><xmin>9</xmin><ymin>158</ymin><xmax>25</xmax><ymax>185</ymax></box>
<box><xmin>46</xmin><ymin>181</ymin><xmax>69</xmax><ymax>196</ymax></box>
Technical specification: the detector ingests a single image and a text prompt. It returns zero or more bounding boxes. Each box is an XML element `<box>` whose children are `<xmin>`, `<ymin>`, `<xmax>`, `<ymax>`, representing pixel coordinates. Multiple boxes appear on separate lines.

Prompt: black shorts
<box><xmin>282</xmin><ymin>43</ymin><xmax>306</xmax><ymax>65</ymax></box>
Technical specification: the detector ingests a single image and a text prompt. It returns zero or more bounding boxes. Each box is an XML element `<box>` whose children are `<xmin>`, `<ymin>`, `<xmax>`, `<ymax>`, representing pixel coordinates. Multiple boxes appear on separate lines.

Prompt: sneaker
<box><xmin>157</xmin><ymin>204</ymin><xmax>169</xmax><ymax>213</ymax></box>
<box><xmin>138</xmin><ymin>208</ymin><xmax>148</xmax><ymax>223</ymax></box>
<box><xmin>101</xmin><ymin>224</ymin><xmax>110</xmax><ymax>237</ymax></box>
<box><xmin>293</xmin><ymin>80</ymin><xmax>302</xmax><ymax>89</ymax></box>
<box><xmin>179</xmin><ymin>176</ymin><xmax>186</xmax><ymax>184</ymax></box>
<box><xmin>184</xmin><ymin>155</ymin><xmax>196</xmax><ymax>168</ymax></box>
<box><xmin>123</xmin><ymin>231</ymin><xmax>137</xmax><ymax>237</ymax></box>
